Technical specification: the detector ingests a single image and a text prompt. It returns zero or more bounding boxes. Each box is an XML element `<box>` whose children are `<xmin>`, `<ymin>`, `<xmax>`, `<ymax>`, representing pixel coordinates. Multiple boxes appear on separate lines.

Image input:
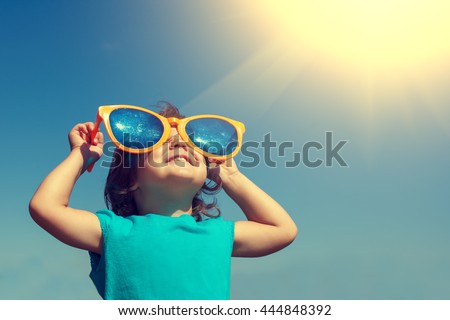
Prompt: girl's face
<box><xmin>136</xmin><ymin>127</ymin><xmax>208</xmax><ymax>193</ymax></box>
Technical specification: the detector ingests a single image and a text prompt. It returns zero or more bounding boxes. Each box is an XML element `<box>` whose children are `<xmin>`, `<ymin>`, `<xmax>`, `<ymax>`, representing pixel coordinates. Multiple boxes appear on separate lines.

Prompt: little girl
<box><xmin>29</xmin><ymin>102</ymin><xmax>297</xmax><ymax>299</ymax></box>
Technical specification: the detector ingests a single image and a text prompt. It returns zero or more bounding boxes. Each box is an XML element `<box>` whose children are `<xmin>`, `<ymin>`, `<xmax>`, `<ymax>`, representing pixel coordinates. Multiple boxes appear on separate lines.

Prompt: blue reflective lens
<box><xmin>185</xmin><ymin>118</ymin><xmax>238</xmax><ymax>156</ymax></box>
<box><xmin>109</xmin><ymin>109</ymin><xmax>164</xmax><ymax>149</ymax></box>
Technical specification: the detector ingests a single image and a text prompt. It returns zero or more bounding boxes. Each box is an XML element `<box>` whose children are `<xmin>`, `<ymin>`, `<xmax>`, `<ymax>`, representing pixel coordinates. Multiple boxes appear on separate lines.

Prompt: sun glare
<box><xmin>258</xmin><ymin>0</ymin><xmax>450</xmax><ymax>79</ymax></box>
<box><xmin>187</xmin><ymin>0</ymin><xmax>450</xmax><ymax>136</ymax></box>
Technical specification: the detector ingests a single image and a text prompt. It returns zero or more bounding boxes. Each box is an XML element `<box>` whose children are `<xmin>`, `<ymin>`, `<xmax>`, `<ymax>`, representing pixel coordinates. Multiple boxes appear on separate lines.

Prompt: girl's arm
<box><xmin>211</xmin><ymin>159</ymin><xmax>298</xmax><ymax>257</ymax></box>
<box><xmin>29</xmin><ymin>123</ymin><xmax>104</xmax><ymax>254</ymax></box>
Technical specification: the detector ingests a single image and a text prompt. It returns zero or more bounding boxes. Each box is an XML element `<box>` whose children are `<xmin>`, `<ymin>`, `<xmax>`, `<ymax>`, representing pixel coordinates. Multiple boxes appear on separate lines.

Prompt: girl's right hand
<box><xmin>68</xmin><ymin>122</ymin><xmax>104</xmax><ymax>165</ymax></box>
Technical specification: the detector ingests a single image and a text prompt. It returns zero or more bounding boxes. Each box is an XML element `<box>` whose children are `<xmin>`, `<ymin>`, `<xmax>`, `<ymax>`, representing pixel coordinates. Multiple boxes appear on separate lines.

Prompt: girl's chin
<box><xmin>139</xmin><ymin>160</ymin><xmax>207</xmax><ymax>183</ymax></box>
<box><xmin>164</xmin><ymin>165</ymin><xmax>206</xmax><ymax>180</ymax></box>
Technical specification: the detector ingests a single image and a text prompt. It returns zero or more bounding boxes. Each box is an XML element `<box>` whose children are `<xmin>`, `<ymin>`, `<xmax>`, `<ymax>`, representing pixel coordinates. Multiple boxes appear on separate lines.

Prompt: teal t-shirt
<box><xmin>88</xmin><ymin>209</ymin><xmax>234</xmax><ymax>300</ymax></box>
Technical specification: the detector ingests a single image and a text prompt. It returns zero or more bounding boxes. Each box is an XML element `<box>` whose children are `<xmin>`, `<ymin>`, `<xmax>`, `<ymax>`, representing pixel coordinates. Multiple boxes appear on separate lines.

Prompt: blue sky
<box><xmin>1</xmin><ymin>0</ymin><xmax>449</xmax><ymax>299</ymax></box>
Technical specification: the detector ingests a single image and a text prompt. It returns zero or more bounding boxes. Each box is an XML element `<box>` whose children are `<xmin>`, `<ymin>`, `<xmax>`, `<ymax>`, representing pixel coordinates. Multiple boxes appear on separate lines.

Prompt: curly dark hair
<box><xmin>104</xmin><ymin>101</ymin><xmax>222</xmax><ymax>221</ymax></box>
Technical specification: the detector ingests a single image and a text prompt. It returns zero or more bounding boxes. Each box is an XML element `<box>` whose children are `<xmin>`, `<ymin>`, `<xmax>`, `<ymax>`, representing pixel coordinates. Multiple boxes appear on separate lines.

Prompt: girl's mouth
<box><xmin>167</xmin><ymin>154</ymin><xmax>192</xmax><ymax>165</ymax></box>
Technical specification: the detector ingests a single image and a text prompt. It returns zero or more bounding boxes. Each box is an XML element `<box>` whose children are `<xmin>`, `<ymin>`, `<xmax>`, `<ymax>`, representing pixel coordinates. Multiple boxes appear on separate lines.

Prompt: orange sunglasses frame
<box><xmin>87</xmin><ymin>105</ymin><xmax>245</xmax><ymax>172</ymax></box>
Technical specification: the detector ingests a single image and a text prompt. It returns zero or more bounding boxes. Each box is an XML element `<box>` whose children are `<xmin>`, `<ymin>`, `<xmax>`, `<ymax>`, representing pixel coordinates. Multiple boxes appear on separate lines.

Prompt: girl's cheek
<box><xmin>144</xmin><ymin>150</ymin><xmax>164</xmax><ymax>167</ymax></box>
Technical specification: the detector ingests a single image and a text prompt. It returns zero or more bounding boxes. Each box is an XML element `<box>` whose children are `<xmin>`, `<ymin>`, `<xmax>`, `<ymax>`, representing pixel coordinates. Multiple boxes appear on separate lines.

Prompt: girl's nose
<box><xmin>169</xmin><ymin>137</ymin><xmax>188</xmax><ymax>150</ymax></box>
<box><xmin>167</xmin><ymin>128</ymin><xmax>188</xmax><ymax>150</ymax></box>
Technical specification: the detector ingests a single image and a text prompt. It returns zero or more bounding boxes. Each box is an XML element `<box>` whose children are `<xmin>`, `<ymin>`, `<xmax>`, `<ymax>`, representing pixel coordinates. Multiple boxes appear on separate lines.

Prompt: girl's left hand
<box><xmin>208</xmin><ymin>157</ymin><xmax>240</xmax><ymax>187</ymax></box>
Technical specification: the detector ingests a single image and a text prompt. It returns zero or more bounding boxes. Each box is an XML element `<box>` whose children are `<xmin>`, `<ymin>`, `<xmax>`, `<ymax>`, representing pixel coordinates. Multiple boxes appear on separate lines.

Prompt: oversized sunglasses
<box><xmin>87</xmin><ymin>105</ymin><xmax>245</xmax><ymax>171</ymax></box>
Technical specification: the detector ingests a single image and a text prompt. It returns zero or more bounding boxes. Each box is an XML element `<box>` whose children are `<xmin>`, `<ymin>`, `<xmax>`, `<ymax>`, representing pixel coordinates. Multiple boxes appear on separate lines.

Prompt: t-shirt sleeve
<box><xmin>94</xmin><ymin>209</ymin><xmax>116</xmax><ymax>239</ymax></box>
<box><xmin>88</xmin><ymin>209</ymin><xmax>116</xmax><ymax>275</ymax></box>
<box><xmin>205</xmin><ymin>216</ymin><xmax>235</xmax><ymax>256</ymax></box>
<box><xmin>224</xmin><ymin>218</ymin><xmax>235</xmax><ymax>254</ymax></box>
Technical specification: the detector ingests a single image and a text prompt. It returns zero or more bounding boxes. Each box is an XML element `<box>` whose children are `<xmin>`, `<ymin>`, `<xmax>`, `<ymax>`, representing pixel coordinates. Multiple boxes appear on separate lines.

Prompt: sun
<box><xmin>187</xmin><ymin>0</ymin><xmax>450</xmax><ymax>136</ymax></box>
<box><xmin>257</xmin><ymin>0</ymin><xmax>450</xmax><ymax>80</ymax></box>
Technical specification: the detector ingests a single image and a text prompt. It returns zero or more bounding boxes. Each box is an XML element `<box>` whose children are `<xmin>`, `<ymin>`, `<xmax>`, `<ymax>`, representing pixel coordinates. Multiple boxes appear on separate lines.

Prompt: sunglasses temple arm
<box><xmin>86</xmin><ymin>114</ymin><xmax>102</xmax><ymax>173</ymax></box>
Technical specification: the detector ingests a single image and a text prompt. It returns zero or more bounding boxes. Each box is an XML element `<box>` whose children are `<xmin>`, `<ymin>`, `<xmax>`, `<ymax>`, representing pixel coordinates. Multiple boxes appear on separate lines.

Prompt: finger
<box><xmin>79</xmin><ymin>130</ymin><xmax>87</xmax><ymax>141</ymax></box>
<box><xmin>211</xmin><ymin>158</ymin><xmax>225</xmax><ymax>165</ymax></box>
<box><xmin>94</xmin><ymin>131</ymin><xmax>104</xmax><ymax>144</ymax></box>
<box><xmin>208</xmin><ymin>160</ymin><xmax>222</xmax><ymax>168</ymax></box>
<box><xmin>71</xmin><ymin>123</ymin><xmax>86</xmax><ymax>134</ymax></box>
<box><xmin>85</xmin><ymin>122</ymin><xmax>95</xmax><ymax>132</ymax></box>
<box><xmin>83</xmin><ymin>122</ymin><xmax>99</xmax><ymax>144</ymax></box>
<box><xmin>84</xmin><ymin>123</ymin><xmax>96</xmax><ymax>142</ymax></box>
<box><xmin>75</xmin><ymin>124</ymin><xmax>87</xmax><ymax>139</ymax></box>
